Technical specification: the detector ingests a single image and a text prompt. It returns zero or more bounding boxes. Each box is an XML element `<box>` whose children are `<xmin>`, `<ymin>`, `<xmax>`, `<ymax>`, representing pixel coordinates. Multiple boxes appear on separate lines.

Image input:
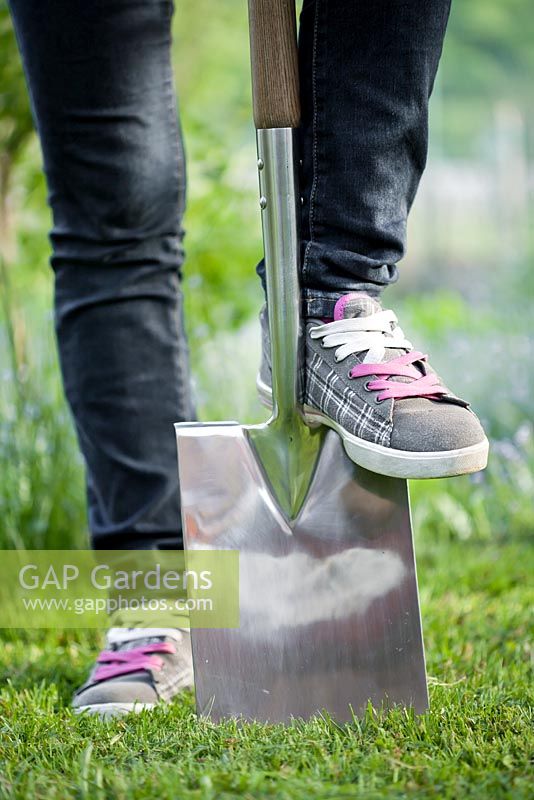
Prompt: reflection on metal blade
<box><xmin>176</xmin><ymin>424</ymin><xmax>428</xmax><ymax>722</ymax></box>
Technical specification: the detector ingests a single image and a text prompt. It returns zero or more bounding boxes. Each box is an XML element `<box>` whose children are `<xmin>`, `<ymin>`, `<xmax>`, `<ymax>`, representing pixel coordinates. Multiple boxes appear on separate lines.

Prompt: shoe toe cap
<box><xmin>390</xmin><ymin>398</ymin><xmax>487</xmax><ymax>452</ymax></box>
<box><xmin>72</xmin><ymin>673</ymin><xmax>158</xmax><ymax>710</ymax></box>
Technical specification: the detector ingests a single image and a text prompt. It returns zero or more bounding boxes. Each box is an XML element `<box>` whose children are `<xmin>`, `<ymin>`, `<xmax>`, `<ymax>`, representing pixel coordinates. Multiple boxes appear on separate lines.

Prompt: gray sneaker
<box><xmin>72</xmin><ymin>627</ymin><xmax>193</xmax><ymax>718</ymax></box>
<box><xmin>257</xmin><ymin>292</ymin><xmax>489</xmax><ymax>479</ymax></box>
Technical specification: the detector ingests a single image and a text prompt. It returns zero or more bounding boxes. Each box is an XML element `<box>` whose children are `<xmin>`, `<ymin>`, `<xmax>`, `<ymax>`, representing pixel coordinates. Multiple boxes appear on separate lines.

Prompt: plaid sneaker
<box><xmin>257</xmin><ymin>292</ymin><xmax>489</xmax><ymax>479</ymax></box>
<box><xmin>72</xmin><ymin>627</ymin><xmax>193</xmax><ymax>718</ymax></box>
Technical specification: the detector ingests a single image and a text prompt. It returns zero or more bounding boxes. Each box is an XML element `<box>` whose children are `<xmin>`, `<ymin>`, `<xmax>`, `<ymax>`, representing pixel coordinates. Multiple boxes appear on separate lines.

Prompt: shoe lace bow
<box><xmin>310</xmin><ymin>310</ymin><xmax>448</xmax><ymax>402</ymax></box>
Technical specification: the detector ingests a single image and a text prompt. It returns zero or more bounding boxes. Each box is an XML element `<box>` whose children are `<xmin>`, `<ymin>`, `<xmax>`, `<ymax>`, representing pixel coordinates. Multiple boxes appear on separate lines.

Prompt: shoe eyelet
<box><xmin>375</xmin><ymin>396</ymin><xmax>386</xmax><ymax>404</ymax></box>
<box><xmin>347</xmin><ymin>370</ymin><xmax>354</xmax><ymax>379</ymax></box>
<box><xmin>363</xmin><ymin>380</ymin><xmax>372</xmax><ymax>392</ymax></box>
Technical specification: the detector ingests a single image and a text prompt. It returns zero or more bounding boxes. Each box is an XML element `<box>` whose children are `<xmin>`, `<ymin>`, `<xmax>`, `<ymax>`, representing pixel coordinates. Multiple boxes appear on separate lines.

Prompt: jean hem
<box><xmin>303</xmin><ymin>286</ymin><xmax>384</xmax><ymax>317</ymax></box>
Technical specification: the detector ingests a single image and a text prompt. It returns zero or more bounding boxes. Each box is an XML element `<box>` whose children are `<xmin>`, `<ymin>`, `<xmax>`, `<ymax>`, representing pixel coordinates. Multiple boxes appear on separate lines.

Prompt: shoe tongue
<box><xmin>115</xmin><ymin>635</ymin><xmax>167</xmax><ymax>652</ymax></box>
<box><xmin>107</xmin><ymin>627</ymin><xmax>184</xmax><ymax>649</ymax></box>
<box><xmin>333</xmin><ymin>292</ymin><xmax>382</xmax><ymax>321</ymax></box>
<box><xmin>333</xmin><ymin>292</ymin><xmax>421</xmax><ymax>377</ymax></box>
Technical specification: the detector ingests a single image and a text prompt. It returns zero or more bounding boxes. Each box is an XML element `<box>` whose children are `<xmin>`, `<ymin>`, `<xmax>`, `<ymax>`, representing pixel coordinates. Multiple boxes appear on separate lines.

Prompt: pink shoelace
<box><xmin>350</xmin><ymin>351</ymin><xmax>448</xmax><ymax>402</ymax></box>
<box><xmin>94</xmin><ymin>641</ymin><xmax>176</xmax><ymax>682</ymax></box>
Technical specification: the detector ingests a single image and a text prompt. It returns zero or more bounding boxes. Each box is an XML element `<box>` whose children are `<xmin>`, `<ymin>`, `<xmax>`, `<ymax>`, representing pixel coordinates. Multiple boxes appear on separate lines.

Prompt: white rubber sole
<box><xmin>74</xmin><ymin>702</ymin><xmax>156</xmax><ymax>718</ymax></box>
<box><xmin>256</xmin><ymin>376</ymin><xmax>489</xmax><ymax>479</ymax></box>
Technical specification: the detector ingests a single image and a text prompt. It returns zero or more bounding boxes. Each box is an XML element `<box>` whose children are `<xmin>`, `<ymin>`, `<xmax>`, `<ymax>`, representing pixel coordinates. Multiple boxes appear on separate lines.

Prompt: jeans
<box><xmin>8</xmin><ymin>0</ymin><xmax>450</xmax><ymax>548</ymax></box>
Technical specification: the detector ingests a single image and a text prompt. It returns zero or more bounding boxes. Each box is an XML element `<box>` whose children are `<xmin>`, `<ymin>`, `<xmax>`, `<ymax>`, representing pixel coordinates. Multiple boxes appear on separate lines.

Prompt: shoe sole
<box><xmin>256</xmin><ymin>376</ymin><xmax>489</xmax><ymax>479</ymax></box>
<box><xmin>74</xmin><ymin>702</ymin><xmax>157</xmax><ymax>718</ymax></box>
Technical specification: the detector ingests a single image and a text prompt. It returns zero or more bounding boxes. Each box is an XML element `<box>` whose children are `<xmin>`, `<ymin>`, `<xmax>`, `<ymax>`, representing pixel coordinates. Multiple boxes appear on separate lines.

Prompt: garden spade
<box><xmin>174</xmin><ymin>0</ymin><xmax>428</xmax><ymax>722</ymax></box>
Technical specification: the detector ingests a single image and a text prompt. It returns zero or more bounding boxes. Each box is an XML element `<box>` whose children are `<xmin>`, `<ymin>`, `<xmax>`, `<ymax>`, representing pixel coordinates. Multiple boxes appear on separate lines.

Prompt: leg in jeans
<box><xmin>298</xmin><ymin>0</ymin><xmax>452</xmax><ymax>316</ymax></box>
<box><xmin>8</xmin><ymin>0</ymin><xmax>193</xmax><ymax>549</ymax></box>
<box><xmin>9</xmin><ymin>0</ymin><xmax>195</xmax><ymax>717</ymax></box>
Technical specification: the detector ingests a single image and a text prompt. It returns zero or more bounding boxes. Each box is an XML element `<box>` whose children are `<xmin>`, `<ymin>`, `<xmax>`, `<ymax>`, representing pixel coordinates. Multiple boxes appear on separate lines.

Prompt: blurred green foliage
<box><xmin>0</xmin><ymin>2</ymin><xmax>33</xmax><ymax>239</ymax></box>
<box><xmin>444</xmin><ymin>0</ymin><xmax>534</xmax><ymax>102</ymax></box>
<box><xmin>0</xmin><ymin>4</ymin><xmax>32</xmax><ymax>153</ymax></box>
<box><xmin>437</xmin><ymin>0</ymin><xmax>534</xmax><ymax>155</ymax></box>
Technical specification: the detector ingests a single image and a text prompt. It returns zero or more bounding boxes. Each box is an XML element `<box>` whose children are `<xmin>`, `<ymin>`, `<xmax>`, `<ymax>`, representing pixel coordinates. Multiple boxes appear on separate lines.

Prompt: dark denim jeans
<box><xmin>8</xmin><ymin>0</ymin><xmax>450</xmax><ymax>548</ymax></box>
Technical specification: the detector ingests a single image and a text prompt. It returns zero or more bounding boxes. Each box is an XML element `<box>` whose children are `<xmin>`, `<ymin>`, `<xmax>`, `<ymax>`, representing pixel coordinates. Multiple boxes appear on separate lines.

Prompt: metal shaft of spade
<box><xmin>247</xmin><ymin>0</ymin><xmax>323</xmax><ymax>519</ymax></box>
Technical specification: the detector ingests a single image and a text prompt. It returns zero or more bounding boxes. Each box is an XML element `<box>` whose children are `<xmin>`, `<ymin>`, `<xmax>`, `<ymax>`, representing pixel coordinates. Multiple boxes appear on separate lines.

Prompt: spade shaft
<box><xmin>248</xmin><ymin>0</ymin><xmax>324</xmax><ymax>518</ymax></box>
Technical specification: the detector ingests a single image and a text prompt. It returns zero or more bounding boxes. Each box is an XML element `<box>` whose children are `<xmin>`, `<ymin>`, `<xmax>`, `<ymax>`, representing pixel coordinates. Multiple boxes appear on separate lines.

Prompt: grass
<box><xmin>0</xmin><ymin>538</ymin><xmax>532</xmax><ymax>799</ymax></box>
<box><xmin>0</xmin><ymin>266</ymin><xmax>86</xmax><ymax>550</ymax></box>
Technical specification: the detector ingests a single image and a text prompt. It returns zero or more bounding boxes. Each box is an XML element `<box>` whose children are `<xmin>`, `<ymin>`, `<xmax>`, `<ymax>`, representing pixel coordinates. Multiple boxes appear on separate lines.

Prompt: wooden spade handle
<box><xmin>248</xmin><ymin>0</ymin><xmax>301</xmax><ymax>129</ymax></box>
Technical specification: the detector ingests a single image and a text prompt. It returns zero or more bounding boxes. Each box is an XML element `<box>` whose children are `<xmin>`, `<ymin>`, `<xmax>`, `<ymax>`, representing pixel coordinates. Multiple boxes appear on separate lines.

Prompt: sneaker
<box><xmin>257</xmin><ymin>292</ymin><xmax>489</xmax><ymax>479</ymax></box>
<box><xmin>72</xmin><ymin>627</ymin><xmax>193</xmax><ymax>718</ymax></box>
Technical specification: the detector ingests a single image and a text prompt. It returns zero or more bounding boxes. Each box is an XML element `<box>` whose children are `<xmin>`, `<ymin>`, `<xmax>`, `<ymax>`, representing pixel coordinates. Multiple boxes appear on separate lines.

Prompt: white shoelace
<box><xmin>309</xmin><ymin>310</ymin><xmax>413</xmax><ymax>365</ymax></box>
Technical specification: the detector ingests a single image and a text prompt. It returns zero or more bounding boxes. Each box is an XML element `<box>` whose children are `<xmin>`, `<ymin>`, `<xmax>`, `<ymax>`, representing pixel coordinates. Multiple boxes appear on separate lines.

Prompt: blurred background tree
<box><xmin>0</xmin><ymin>4</ymin><xmax>32</xmax><ymax>252</ymax></box>
<box><xmin>444</xmin><ymin>0</ymin><xmax>534</xmax><ymax>108</ymax></box>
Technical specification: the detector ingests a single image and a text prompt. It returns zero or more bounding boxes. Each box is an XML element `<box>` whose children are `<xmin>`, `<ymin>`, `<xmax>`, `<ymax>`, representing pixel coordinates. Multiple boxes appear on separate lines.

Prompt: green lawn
<box><xmin>1</xmin><ymin>537</ymin><xmax>532</xmax><ymax>800</ymax></box>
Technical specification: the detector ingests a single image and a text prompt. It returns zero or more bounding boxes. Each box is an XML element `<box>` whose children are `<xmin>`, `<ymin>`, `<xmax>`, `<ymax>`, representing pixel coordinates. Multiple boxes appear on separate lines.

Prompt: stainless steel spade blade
<box><xmin>176</xmin><ymin>424</ymin><xmax>427</xmax><ymax>722</ymax></box>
